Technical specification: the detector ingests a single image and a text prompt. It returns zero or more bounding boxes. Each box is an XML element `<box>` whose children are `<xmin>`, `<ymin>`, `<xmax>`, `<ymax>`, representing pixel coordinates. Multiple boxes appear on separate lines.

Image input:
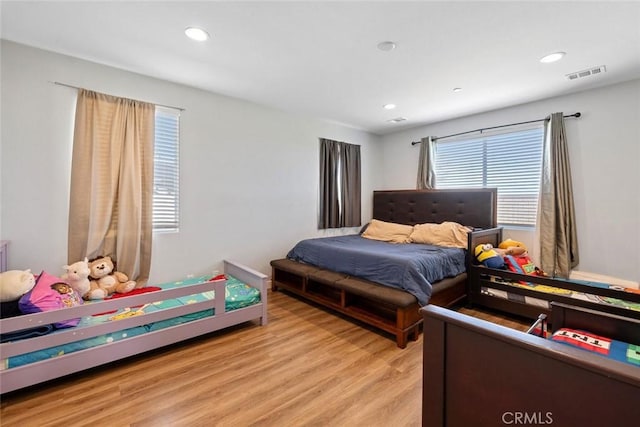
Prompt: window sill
<box><xmin>498</xmin><ymin>224</ymin><xmax>536</xmax><ymax>232</ymax></box>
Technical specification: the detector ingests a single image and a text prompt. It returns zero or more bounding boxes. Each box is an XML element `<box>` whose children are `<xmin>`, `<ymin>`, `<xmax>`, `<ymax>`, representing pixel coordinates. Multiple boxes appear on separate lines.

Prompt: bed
<box><xmin>271</xmin><ymin>188</ymin><xmax>497</xmax><ymax>348</ymax></box>
<box><xmin>467</xmin><ymin>227</ymin><xmax>640</xmax><ymax>320</ymax></box>
<box><xmin>0</xmin><ymin>259</ymin><xmax>268</xmax><ymax>394</ymax></box>
<box><xmin>421</xmin><ymin>302</ymin><xmax>640</xmax><ymax>426</ymax></box>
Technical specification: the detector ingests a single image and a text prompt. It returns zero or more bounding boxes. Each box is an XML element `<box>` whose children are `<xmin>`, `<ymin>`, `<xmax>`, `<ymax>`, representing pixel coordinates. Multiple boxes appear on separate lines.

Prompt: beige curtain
<box><xmin>417</xmin><ymin>136</ymin><xmax>436</xmax><ymax>189</ymax></box>
<box><xmin>68</xmin><ymin>89</ymin><xmax>154</xmax><ymax>286</ymax></box>
<box><xmin>537</xmin><ymin>112</ymin><xmax>579</xmax><ymax>278</ymax></box>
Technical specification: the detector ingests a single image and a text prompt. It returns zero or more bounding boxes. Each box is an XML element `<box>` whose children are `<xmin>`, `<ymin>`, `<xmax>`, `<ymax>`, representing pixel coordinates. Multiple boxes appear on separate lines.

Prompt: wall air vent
<box><xmin>387</xmin><ymin>117</ymin><xmax>408</xmax><ymax>123</ymax></box>
<box><xmin>566</xmin><ymin>65</ymin><xmax>606</xmax><ymax>81</ymax></box>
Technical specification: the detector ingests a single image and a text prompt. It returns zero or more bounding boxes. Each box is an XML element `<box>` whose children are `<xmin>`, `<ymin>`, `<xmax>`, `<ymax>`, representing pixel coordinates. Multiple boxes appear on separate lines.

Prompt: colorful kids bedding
<box><xmin>482</xmin><ymin>276</ymin><xmax>640</xmax><ymax>314</ymax></box>
<box><xmin>551</xmin><ymin>328</ymin><xmax>640</xmax><ymax>367</ymax></box>
<box><xmin>3</xmin><ymin>274</ymin><xmax>260</xmax><ymax>369</ymax></box>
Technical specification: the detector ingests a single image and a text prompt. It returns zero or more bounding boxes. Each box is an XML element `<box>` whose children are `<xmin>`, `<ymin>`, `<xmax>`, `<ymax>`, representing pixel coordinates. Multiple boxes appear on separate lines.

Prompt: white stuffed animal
<box><xmin>0</xmin><ymin>269</ymin><xmax>36</xmax><ymax>302</ymax></box>
<box><xmin>62</xmin><ymin>257</ymin><xmax>91</xmax><ymax>299</ymax></box>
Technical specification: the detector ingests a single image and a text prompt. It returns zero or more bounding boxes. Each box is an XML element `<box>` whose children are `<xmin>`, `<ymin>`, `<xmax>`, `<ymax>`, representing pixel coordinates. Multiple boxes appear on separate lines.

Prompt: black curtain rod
<box><xmin>411</xmin><ymin>112</ymin><xmax>581</xmax><ymax>145</ymax></box>
<box><xmin>50</xmin><ymin>81</ymin><xmax>185</xmax><ymax>112</ymax></box>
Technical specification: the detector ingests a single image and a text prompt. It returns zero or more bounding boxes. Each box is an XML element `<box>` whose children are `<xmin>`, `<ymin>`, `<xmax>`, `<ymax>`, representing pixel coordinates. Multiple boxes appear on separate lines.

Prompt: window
<box><xmin>434</xmin><ymin>127</ymin><xmax>544</xmax><ymax>227</ymax></box>
<box><xmin>153</xmin><ymin>107</ymin><xmax>180</xmax><ymax>231</ymax></box>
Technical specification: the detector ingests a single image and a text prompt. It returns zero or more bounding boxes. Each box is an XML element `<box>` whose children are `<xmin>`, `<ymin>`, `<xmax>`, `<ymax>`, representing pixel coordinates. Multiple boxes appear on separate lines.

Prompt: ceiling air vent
<box><xmin>566</xmin><ymin>65</ymin><xmax>606</xmax><ymax>81</ymax></box>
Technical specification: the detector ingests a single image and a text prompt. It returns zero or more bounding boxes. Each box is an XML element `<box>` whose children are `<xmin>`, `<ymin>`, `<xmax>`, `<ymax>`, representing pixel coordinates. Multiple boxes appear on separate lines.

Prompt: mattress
<box><xmin>483</xmin><ymin>277</ymin><xmax>640</xmax><ymax>313</ymax></box>
<box><xmin>3</xmin><ymin>274</ymin><xmax>260</xmax><ymax>369</ymax></box>
<box><xmin>287</xmin><ymin>234</ymin><xmax>466</xmax><ymax>305</ymax></box>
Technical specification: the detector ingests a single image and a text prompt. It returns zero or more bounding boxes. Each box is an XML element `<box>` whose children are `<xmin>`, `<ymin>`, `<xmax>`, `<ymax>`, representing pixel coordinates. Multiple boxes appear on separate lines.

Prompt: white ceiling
<box><xmin>2</xmin><ymin>1</ymin><xmax>640</xmax><ymax>135</ymax></box>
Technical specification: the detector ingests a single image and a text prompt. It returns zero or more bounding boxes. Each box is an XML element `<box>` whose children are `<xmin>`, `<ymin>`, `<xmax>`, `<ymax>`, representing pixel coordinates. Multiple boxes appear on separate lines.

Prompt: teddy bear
<box><xmin>85</xmin><ymin>256</ymin><xmax>136</xmax><ymax>300</ymax></box>
<box><xmin>0</xmin><ymin>269</ymin><xmax>36</xmax><ymax>302</ymax></box>
<box><xmin>61</xmin><ymin>257</ymin><xmax>91</xmax><ymax>300</ymax></box>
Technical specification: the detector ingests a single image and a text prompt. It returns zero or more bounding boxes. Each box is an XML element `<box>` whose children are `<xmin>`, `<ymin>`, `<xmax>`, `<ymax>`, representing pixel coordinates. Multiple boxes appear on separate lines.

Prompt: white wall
<box><xmin>0</xmin><ymin>40</ymin><xmax>382</xmax><ymax>282</ymax></box>
<box><xmin>3</xmin><ymin>39</ymin><xmax>638</xmax><ymax>284</ymax></box>
<box><xmin>379</xmin><ymin>79</ymin><xmax>640</xmax><ymax>282</ymax></box>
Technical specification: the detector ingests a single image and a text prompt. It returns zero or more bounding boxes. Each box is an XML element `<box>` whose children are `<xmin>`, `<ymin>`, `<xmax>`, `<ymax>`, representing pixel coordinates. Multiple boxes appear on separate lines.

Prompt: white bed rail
<box><xmin>0</xmin><ymin>259</ymin><xmax>267</xmax><ymax>394</ymax></box>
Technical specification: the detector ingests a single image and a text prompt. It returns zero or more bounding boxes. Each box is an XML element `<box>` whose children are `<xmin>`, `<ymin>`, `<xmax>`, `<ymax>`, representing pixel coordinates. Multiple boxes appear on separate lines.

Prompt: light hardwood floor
<box><xmin>0</xmin><ymin>290</ymin><xmax>529</xmax><ymax>427</ymax></box>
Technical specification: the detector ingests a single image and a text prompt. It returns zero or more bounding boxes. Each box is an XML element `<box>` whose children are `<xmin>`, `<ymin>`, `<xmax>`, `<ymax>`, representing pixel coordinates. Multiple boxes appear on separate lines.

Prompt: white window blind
<box><xmin>434</xmin><ymin>127</ymin><xmax>544</xmax><ymax>227</ymax></box>
<box><xmin>153</xmin><ymin>107</ymin><xmax>180</xmax><ymax>231</ymax></box>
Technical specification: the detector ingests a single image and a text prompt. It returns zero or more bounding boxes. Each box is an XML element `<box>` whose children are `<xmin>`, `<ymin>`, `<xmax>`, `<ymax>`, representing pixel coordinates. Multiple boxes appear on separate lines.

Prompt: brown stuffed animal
<box><xmin>497</xmin><ymin>239</ymin><xmax>528</xmax><ymax>257</ymax></box>
<box><xmin>85</xmin><ymin>256</ymin><xmax>136</xmax><ymax>300</ymax></box>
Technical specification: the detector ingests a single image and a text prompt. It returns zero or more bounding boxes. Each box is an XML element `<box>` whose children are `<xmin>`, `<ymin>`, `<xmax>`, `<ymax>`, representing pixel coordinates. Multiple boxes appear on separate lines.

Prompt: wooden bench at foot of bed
<box><xmin>270</xmin><ymin>258</ymin><xmax>466</xmax><ymax>348</ymax></box>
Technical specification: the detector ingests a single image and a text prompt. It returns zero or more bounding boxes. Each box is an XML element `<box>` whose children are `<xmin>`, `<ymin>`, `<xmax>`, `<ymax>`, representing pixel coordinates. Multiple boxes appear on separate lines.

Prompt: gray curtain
<box><xmin>340</xmin><ymin>142</ymin><xmax>361</xmax><ymax>227</ymax></box>
<box><xmin>537</xmin><ymin>112</ymin><xmax>579</xmax><ymax>278</ymax></box>
<box><xmin>416</xmin><ymin>136</ymin><xmax>436</xmax><ymax>189</ymax></box>
<box><xmin>319</xmin><ymin>138</ymin><xmax>340</xmax><ymax>228</ymax></box>
<box><xmin>319</xmin><ymin>138</ymin><xmax>361</xmax><ymax>229</ymax></box>
<box><xmin>68</xmin><ymin>89</ymin><xmax>154</xmax><ymax>286</ymax></box>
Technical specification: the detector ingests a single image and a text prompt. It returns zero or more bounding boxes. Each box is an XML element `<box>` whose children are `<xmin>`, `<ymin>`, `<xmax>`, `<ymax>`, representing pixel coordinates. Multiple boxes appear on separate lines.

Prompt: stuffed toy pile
<box><xmin>474</xmin><ymin>239</ymin><xmax>546</xmax><ymax>276</ymax></box>
<box><xmin>2</xmin><ymin>255</ymin><xmax>139</xmax><ymax>306</ymax></box>
<box><xmin>0</xmin><ymin>269</ymin><xmax>83</xmax><ymax>329</ymax></box>
<box><xmin>0</xmin><ymin>255</ymin><xmax>140</xmax><ymax>340</ymax></box>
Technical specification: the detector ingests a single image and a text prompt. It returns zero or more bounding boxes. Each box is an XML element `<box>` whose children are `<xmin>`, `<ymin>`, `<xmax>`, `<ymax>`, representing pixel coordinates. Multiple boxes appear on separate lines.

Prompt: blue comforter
<box><xmin>287</xmin><ymin>235</ymin><xmax>466</xmax><ymax>305</ymax></box>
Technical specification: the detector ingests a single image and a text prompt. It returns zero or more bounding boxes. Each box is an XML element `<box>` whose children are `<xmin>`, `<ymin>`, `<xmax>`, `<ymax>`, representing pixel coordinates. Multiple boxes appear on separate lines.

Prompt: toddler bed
<box><xmin>422</xmin><ymin>302</ymin><xmax>640</xmax><ymax>426</ymax></box>
<box><xmin>272</xmin><ymin>188</ymin><xmax>498</xmax><ymax>347</ymax></box>
<box><xmin>467</xmin><ymin>227</ymin><xmax>640</xmax><ymax>320</ymax></box>
<box><xmin>0</xmin><ymin>260</ymin><xmax>267</xmax><ymax>394</ymax></box>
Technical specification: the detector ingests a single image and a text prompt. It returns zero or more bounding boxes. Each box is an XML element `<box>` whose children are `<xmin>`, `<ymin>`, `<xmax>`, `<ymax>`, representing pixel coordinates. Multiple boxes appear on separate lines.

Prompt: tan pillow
<box><xmin>361</xmin><ymin>219</ymin><xmax>413</xmax><ymax>244</ymax></box>
<box><xmin>410</xmin><ymin>221</ymin><xmax>472</xmax><ymax>248</ymax></box>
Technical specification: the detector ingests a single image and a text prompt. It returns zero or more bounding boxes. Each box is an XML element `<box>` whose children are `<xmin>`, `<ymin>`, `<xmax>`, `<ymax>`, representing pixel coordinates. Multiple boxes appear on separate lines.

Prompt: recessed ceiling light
<box><xmin>540</xmin><ymin>51</ymin><xmax>566</xmax><ymax>63</ymax></box>
<box><xmin>453</xmin><ymin>87</ymin><xmax>462</xmax><ymax>93</ymax></box>
<box><xmin>185</xmin><ymin>27</ymin><xmax>210</xmax><ymax>42</ymax></box>
<box><xmin>377</xmin><ymin>41</ymin><xmax>396</xmax><ymax>52</ymax></box>
<box><xmin>383</xmin><ymin>103</ymin><xmax>396</xmax><ymax>110</ymax></box>
<box><xmin>387</xmin><ymin>117</ymin><xmax>407</xmax><ymax>123</ymax></box>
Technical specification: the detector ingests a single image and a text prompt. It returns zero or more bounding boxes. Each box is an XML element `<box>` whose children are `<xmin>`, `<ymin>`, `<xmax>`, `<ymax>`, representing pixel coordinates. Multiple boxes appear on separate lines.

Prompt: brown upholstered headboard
<box><xmin>372</xmin><ymin>189</ymin><xmax>497</xmax><ymax>229</ymax></box>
